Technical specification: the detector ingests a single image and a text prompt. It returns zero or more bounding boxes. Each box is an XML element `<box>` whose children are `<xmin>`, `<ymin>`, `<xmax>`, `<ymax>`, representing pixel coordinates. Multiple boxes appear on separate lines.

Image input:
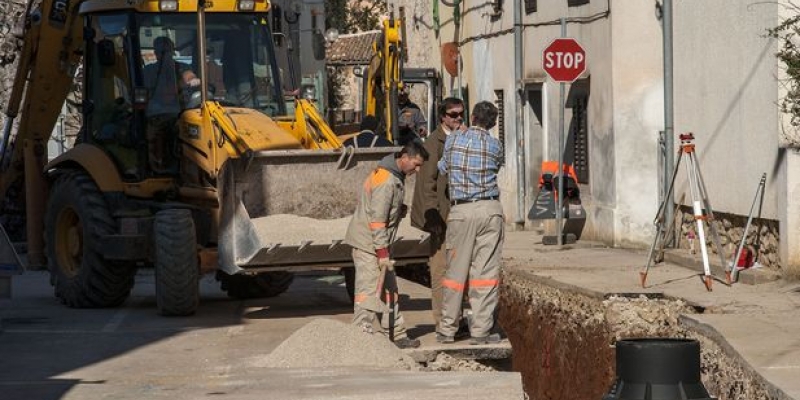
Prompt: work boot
<box><xmin>394</xmin><ymin>337</ymin><xmax>421</xmax><ymax>349</ymax></box>
<box><xmin>469</xmin><ymin>333</ymin><xmax>502</xmax><ymax>345</ymax></box>
<box><xmin>435</xmin><ymin>332</ymin><xmax>454</xmax><ymax>343</ymax></box>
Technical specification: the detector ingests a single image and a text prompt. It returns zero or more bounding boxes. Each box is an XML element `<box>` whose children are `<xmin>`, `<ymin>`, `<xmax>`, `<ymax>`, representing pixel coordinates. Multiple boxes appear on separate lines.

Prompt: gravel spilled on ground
<box><xmin>257</xmin><ymin>318</ymin><xmax>419</xmax><ymax>371</ymax></box>
<box><xmin>422</xmin><ymin>353</ymin><xmax>507</xmax><ymax>372</ymax></box>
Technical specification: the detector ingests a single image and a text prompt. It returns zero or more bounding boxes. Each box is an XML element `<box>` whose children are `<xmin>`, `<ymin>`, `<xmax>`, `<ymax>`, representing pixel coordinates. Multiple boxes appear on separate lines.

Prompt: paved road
<box><xmin>0</xmin><ymin>269</ymin><xmax>523</xmax><ymax>400</ymax></box>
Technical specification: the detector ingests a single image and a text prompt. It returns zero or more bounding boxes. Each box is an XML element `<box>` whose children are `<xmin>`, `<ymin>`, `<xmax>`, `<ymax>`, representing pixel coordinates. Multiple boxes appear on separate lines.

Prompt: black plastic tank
<box><xmin>603</xmin><ymin>338</ymin><xmax>716</xmax><ymax>400</ymax></box>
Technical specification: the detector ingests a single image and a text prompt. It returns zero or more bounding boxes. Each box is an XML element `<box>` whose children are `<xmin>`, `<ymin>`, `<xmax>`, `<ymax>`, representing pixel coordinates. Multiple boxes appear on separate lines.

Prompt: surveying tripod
<box><xmin>641</xmin><ymin>133</ymin><xmax>727</xmax><ymax>291</ymax></box>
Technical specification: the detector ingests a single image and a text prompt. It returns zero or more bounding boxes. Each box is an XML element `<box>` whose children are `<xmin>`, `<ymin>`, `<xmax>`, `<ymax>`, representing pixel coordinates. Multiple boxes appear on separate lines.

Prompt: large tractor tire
<box><xmin>154</xmin><ymin>209</ymin><xmax>199</xmax><ymax>316</ymax></box>
<box><xmin>217</xmin><ymin>271</ymin><xmax>293</xmax><ymax>299</ymax></box>
<box><xmin>45</xmin><ymin>171</ymin><xmax>136</xmax><ymax>307</ymax></box>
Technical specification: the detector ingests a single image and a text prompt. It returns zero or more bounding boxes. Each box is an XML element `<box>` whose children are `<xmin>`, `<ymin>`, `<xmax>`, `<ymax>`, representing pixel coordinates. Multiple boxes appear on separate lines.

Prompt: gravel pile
<box><xmin>603</xmin><ymin>294</ymin><xmax>695</xmax><ymax>338</ymax></box>
<box><xmin>251</xmin><ymin>214</ymin><xmax>427</xmax><ymax>246</ymax></box>
<box><xmin>422</xmin><ymin>353</ymin><xmax>501</xmax><ymax>372</ymax></box>
<box><xmin>258</xmin><ymin>318</ymin><xmax>419</xmax><ymax>370</ymax></box>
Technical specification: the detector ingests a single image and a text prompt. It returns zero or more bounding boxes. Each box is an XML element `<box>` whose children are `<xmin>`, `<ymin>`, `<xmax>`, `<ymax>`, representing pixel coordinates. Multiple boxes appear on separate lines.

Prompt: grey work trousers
<box><xmin>438</xmin><ymin>200</ymin><xmax>504</xmax><ymax>338</ymax></box>
<box><xmin>351</xmin><ymin>248</ymin><xmax>408</xmax><ymax>339</ymax></box>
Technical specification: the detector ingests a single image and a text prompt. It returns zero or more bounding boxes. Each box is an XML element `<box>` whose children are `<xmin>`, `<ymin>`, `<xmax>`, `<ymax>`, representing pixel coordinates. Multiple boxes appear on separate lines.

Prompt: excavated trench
<box><xmin>497</xmin><ymin>267</ymin><xmax>785</xmax><ymax>400</ymax></box>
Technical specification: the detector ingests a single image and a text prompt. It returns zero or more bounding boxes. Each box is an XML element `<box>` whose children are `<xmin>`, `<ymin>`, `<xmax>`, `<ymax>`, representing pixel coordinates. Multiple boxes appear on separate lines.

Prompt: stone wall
<box><xmin>675</xmin><ymin>206</ymin><xmax>781</xmax><ymax>272</ymax></box>
<box><xmin>0</xmin><ymin>0</ymin><xmax>27</xmax><ymax>109</ymax></box>
<box><xmin>0</xmin><ymin>0</ymin><xmax>82</xmax><ymax>147</ymax></box>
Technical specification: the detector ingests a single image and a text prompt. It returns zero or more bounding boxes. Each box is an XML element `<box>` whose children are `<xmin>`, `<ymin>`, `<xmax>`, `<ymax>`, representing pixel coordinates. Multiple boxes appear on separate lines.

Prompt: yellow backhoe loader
<box><xmin>0</xmin><ymin>0</ymin><xmax>429</xmax><ymax>315</ymax></box>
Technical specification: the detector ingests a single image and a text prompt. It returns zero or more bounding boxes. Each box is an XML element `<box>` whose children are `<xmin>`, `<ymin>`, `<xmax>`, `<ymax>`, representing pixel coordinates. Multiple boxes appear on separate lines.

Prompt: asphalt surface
<box><xmin>0</xmin><ymin>268</ymin><xmax>522</xmax><ymax>400</ymax></box>
<box><xmin>3</xmin><ymin>229</ymin><xmax>798</xmax><ymax>399</ymax></box>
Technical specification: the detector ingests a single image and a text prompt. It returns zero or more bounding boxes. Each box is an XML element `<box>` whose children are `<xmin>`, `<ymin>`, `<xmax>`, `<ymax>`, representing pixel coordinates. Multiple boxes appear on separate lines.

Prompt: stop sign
<box><xmin>542</xmin><ymin>38</ymin><xmax>586</xmax><ymax>83</ymax></box>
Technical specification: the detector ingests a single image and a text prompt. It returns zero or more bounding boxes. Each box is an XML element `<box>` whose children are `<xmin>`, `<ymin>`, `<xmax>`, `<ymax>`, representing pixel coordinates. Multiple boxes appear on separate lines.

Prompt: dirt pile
<box><xmin>257</xmin><ymin>318</ymin><xmax>419</xmax><ymax>370</ymax></box>
<box><xmin>603</xmin><ymin>294</ymin><xmax>694</xmax><ymax>338</ymax></box>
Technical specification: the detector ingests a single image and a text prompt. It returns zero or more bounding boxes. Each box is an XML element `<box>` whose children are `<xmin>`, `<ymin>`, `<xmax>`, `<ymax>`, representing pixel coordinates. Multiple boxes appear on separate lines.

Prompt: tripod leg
<box><xmin>642</xmin><ymin>223</ymin><xmax>664</xmax><ymax>287</ymax></box>
<box><xmin>731</xmin><ymin>173</ymin><xmax>767</xmax><ymax>283</ymax></box>
<box><xmin>641</xmin><ymin>151</ymin><xmax>684</xmax><ymax>287</ymax></box>
<box><xmin>694</xmin><ymin>155</ymin><xmax>728</xmax><ymax>274</ymax></box>
<box><xmin>751</xmin><ymin>175</ymin><xmax>767</xmax><ymax>266</ymax></box>
<box><xmin>686</xmin><ymin>154</ymin><xmax>713</xmax><ymax>291</ymax></box>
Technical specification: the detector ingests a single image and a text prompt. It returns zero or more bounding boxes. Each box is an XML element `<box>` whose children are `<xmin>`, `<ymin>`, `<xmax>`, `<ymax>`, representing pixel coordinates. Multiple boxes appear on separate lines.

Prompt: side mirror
<box><xmin>97</xmin><ymin>39</ymin><xmax>116</xmax><ymax>67</ymax></box>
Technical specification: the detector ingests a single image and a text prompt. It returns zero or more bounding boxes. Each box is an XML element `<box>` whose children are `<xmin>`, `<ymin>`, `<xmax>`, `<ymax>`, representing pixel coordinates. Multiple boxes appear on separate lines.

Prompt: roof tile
<box><xmin>326</xmin><ymin>30</ymin><xmax>381</xmax><ymax>66</ymax></box>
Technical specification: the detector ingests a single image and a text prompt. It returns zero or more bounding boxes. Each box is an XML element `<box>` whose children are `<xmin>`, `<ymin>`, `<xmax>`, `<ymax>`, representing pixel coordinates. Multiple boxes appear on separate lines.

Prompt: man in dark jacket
<box><xmin>410</xmin><ymin>97</ymin><xmax>465</xmax><ymax>327</ymax></box>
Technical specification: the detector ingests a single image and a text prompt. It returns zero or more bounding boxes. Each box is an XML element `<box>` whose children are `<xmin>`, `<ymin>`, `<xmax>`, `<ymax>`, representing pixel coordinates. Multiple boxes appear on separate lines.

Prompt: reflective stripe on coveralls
<box><xmin>438</xmin><ymin>200</ymin><xmax>504</xmax><ymax>338</ymax></box>
<box><xmin>351</xmin><ymin>248</ymin><xmax>408</xmax><ymax>339</ymax></box>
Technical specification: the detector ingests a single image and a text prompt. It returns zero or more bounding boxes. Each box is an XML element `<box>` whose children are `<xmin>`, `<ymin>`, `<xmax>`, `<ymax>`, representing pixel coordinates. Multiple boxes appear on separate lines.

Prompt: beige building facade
<box><xmin>389</xmin><ymin>0</ymin><xmax>800</xmax><ymax>275</ymax></box>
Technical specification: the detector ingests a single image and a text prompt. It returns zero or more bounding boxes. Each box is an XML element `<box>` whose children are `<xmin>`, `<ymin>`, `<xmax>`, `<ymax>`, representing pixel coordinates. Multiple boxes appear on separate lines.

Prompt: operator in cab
<box><xmin>142</xmin><ymin>36</ymin><xmax>200</xmax><ymax>173</ymax></box>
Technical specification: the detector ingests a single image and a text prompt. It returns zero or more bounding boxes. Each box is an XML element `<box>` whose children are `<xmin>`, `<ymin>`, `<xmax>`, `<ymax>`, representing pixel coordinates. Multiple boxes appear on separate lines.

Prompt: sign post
<box><xmin>542</xmin><ymin>27</ymin><xmax>586</xmax><ymax>245</ymax></box>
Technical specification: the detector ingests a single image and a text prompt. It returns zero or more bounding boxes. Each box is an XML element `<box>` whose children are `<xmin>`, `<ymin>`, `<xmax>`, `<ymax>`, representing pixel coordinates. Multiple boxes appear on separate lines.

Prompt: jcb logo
<box><xmin>49</xmin><ymin>0</ymin><xmax>70</xmax><ymax>26</ymax></box>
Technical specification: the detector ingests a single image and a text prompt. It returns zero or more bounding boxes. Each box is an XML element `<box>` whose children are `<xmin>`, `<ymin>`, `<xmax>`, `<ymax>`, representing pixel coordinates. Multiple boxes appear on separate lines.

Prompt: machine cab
<box><xmin>81</xmin><ymin>7</ymin><xmax>290</xmax><ymax>179</ymax></box>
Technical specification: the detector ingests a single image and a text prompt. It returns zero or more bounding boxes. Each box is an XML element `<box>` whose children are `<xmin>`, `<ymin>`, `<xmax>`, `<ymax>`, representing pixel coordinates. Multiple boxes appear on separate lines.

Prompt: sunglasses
<box><xmin>445</xmin><ymin>111</ymin><xmax>464</xmax><ymax>118</ymax></box>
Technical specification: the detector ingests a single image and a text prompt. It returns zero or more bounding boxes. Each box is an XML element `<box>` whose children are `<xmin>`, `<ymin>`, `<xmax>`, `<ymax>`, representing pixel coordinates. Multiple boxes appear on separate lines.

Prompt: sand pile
<box><xmin>258</xmin><ymin>318</ymin><xmax>419</xmax><ymax>371</ymax></box>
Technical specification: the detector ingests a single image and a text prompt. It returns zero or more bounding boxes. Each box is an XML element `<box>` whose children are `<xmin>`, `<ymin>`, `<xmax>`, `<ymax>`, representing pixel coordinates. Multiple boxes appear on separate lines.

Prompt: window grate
<box><xmin>494</xmin><ymin>89</ymin><xmax>505</xmax><ymax>147</ymax></box>
<box><xmin>525</xmin><ymin>0</ymin><xmax>537</xmax><ymax>14</ymax></box>
<box><xmin>571</xmin><ymin>96</ymin><xmax>589</xmax><ymax>183</ymax></box>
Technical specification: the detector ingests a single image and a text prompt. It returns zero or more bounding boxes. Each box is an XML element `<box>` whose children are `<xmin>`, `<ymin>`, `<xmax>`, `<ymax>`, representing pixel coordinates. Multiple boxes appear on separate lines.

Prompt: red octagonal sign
<box><xmin>543</xmin><ymin>38</ymin><xmax>586</xmax><ymax>83</ymax></box>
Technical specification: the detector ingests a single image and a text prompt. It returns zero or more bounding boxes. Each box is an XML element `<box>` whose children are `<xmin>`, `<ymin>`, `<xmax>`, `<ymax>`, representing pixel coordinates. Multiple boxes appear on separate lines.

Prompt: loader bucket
<box><xmin>217</xmin><ymin>148</ymin><xmax>430</xmax><ymax>274</ymax></box>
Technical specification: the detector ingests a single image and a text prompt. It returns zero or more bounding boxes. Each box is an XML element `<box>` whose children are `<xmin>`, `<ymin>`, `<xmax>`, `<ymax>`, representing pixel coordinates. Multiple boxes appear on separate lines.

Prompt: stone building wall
<box><xmin>0</xmin><ymin>0</ymin><xmax>27</xmax><ymax>111</ymax></box>
<box><xmin>0</xmin><ymin>0</ymin><xmax>82</xmax><ymax>151</ymax></box>
<box><xmin>676</xmin><ymin>206</ymin><xmax>781</xmax><ymax>273</ymax></box>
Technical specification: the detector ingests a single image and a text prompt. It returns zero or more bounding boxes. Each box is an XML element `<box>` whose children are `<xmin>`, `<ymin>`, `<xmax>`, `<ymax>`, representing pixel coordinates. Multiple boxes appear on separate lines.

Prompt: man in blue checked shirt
<box><xmin>435</xmin><ymin>101</ymin><xmax>505</xmax><ymax>345</ymax></box>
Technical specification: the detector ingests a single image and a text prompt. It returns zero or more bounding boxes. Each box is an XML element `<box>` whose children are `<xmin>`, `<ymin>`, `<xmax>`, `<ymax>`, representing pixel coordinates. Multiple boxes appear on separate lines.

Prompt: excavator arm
<box><xmin>286</xmin><ymin>98</ymin><xmax>343</xmax><ymax>150</ymax></box>
<box><xmin>0</xmin><ymin>0</ymin><xmax>84</xmax><ymax>259</ymax></box>
<box><xmin>363</xmin><ymin>14</ymin><xmax>405</xmax><ymax>143</ymax></box>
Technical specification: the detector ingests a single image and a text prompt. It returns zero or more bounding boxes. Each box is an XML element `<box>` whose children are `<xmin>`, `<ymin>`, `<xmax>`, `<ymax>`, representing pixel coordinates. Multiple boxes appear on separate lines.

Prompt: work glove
<box><xmin>376</xmin><ymin>248</ymin><xmax>395</xmax><ymax>271</ymax></box>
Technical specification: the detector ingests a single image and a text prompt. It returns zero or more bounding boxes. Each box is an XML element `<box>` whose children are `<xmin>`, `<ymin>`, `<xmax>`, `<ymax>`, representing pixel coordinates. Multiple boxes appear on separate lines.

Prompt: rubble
<box><xmin>420</xmin><ymin>352</ymin><xmax>508</xmax><ymax>373</ymax></box>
